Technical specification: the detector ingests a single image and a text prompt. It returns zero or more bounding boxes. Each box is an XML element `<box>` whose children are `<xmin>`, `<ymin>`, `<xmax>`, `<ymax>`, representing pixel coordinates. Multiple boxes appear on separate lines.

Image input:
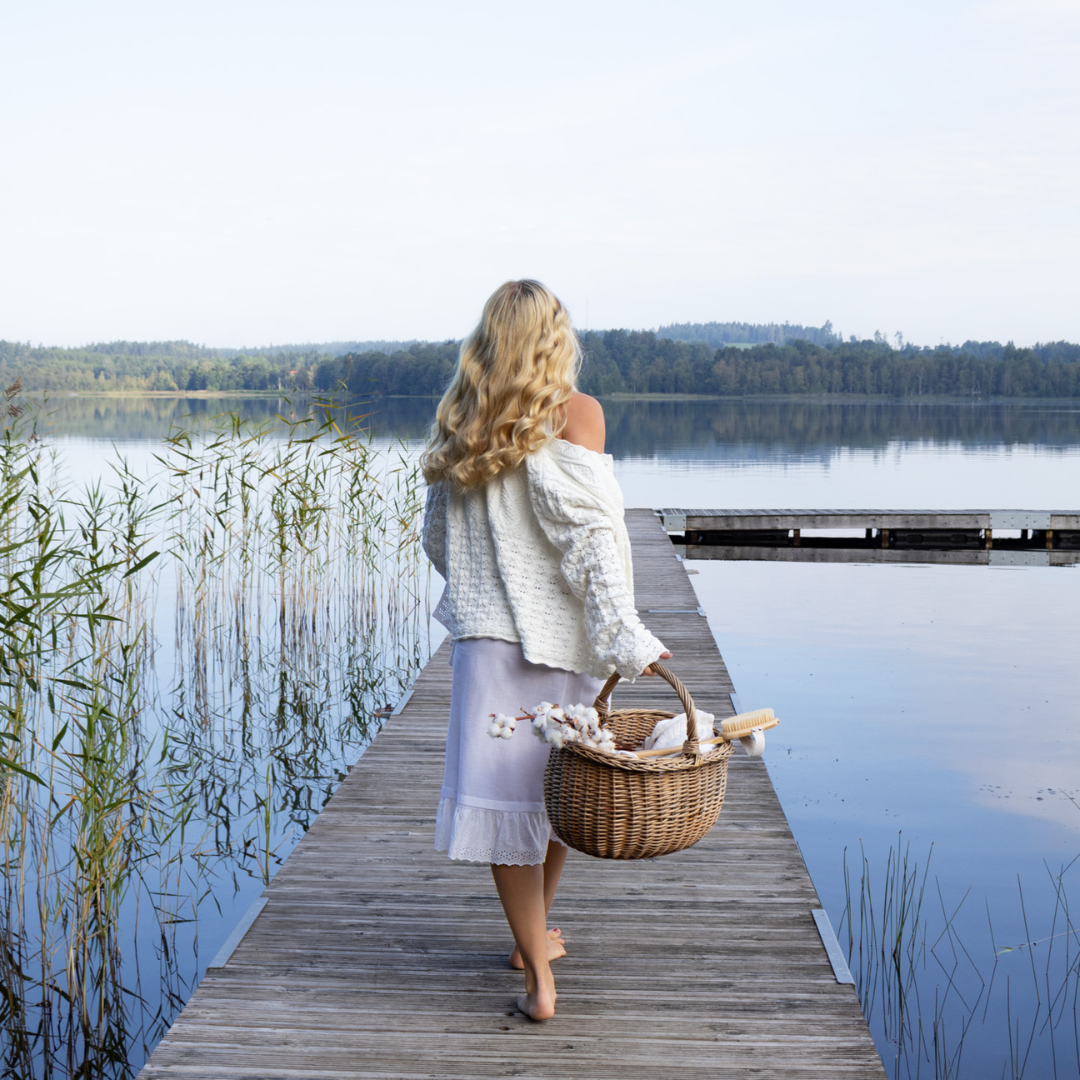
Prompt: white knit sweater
<box><xmin>422</xmin><ymin>438</ymin><xmax>666</xmax><ymax>680</ymax></box>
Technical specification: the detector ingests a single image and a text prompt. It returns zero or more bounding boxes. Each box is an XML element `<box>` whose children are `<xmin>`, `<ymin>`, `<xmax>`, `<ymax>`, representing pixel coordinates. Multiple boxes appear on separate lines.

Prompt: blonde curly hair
<box><xmin>421</xmin><ymin>280</ymin><xmax>581</xmax><ymax>490</ymax></box>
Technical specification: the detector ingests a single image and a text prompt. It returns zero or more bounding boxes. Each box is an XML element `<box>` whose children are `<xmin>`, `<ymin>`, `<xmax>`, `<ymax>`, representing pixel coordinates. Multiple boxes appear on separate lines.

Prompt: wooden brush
<box><xmin>627</xmin><ymin>709</ymin><xmax>780</xmax><ymax>758</ymax></box>
<box><xmin>720</xmin><ymin>708</ymin><xmax>778</xmax><ymax>740</ymax></box>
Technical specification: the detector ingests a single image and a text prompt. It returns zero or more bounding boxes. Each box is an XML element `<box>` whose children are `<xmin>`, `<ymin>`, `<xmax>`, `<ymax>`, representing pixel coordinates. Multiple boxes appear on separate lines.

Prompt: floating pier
<box><xmin>661</xmin><ymin>509</ymin><xmax>1080</xmax><ymax>565</ymax></box>
<box><xmin>139</xmin><ymin>510</ymin><xmax>885</xmax><ymax>1079</ymax></box>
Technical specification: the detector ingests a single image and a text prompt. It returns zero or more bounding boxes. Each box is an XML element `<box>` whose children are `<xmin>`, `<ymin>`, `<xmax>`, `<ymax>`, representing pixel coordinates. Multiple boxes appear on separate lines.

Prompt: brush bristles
<box><xmin>721</xmin><ymin>708</ymin><xmax>778</xmax><ymax>738</ymax></box>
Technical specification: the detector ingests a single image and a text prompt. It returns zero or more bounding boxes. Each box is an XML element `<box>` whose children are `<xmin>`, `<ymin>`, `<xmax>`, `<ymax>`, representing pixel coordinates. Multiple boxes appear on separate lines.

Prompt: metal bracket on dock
<box><xmin>989</xmin><ymin>511</ymin><xmax>1052</xmax><ymax>530</ymax></box>
<box><xmin>391</xmin><ymin>686</ymin><xmax>416</xmax><ymax>716</ymax></box>
<box><xmin>656</xmin><ymin>510</ymin><xmax>686</xmax><ymax>532</ymax></box>
<box><xmin>812</xmin><ymin>908</ymin><xmax>855</xmax><ymax>985</ymax></box>
<box><xmin>989</xmin><ymin>549</ymin><xmax>1051</xmax><ymax>567</ymax></box>
<box><xmin>206</xmin><ymin>895</ymin><xmax>268</xmax><ymax>971</ymax></box>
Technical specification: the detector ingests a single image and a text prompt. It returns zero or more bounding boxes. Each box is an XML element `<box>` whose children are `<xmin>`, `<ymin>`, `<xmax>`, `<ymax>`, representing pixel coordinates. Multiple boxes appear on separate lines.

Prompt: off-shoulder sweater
<box><xmin>421</xmin><ymin>437</ymin><xmax>665</xmax><ymax>681</ymax></box>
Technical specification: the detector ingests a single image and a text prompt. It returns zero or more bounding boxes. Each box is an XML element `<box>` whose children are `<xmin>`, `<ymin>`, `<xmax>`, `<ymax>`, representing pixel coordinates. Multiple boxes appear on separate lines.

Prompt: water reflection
<box><xmin>604</xmin><ymin>398</ymin><xmax>1080</xmax><ymax>455</ymax></box>
<box><xmin>691</xmin><ymin>559</ymin><xmax>1080</xmax><ymax>1076</ymax></box>
<box><xmin>21</xmin><ymin>392</ymin><xmax>1080</xmax><ymax>1078</ymax></box>
<box><xmin>36</xmin><ymin>394</ymin><xmax>1080</xmax><ymax>452</ymax></box>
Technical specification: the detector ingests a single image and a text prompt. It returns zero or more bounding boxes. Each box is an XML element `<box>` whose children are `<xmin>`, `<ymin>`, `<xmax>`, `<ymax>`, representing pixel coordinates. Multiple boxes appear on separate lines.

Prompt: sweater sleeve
<box><xmin>526</xmin><ymin>448</ymin><xmax>666</xmax><ymax>680</ymax></box>
<box><xmin>422</xmin><ymin>483</ymin><xmax>449</xmax><ymax>579</ymax></box>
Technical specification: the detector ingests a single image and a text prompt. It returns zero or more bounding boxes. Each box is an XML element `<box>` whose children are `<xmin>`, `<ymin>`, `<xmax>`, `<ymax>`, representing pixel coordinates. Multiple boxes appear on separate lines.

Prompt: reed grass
<box><xmin>0</xmin><ymin>389</ymin><xmax>430</xmax><ymax>1078</ymax></box>
<box><xmin>841</xmin><ymin>828</ymin><xmax>1080</xmax><ymax>1079</ymax></box>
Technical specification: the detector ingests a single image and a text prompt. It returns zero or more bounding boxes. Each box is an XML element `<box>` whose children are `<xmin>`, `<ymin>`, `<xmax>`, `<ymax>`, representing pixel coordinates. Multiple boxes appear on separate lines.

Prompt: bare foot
<box><xmin>516</xmin><ymin>942</ymin><xmax>557</xmax><ymax>1020</ymax></box>
<box><xmin>509</xmin><ymin>927</ymin><xmax>565</xmax><ymax>970</ymax></box>
<box><xmin>516</xmin><ymin>984</ymin><xmax>556</xmax><ymax>1021</ymax></box>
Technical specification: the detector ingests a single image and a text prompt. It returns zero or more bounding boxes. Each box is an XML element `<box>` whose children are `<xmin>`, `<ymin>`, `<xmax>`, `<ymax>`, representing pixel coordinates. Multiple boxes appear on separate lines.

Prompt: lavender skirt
<box><xmin>434</xmin><ymin>638</ymin><xmax>603</xmax><ymax>865</ymax></box>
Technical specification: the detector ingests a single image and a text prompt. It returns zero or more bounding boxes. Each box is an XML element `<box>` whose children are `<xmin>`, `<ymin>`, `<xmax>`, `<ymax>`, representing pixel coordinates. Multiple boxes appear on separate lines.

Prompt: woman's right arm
<box><xmin>557</xmin><ymin>394</ymin><xmax>672</xmax><ymax>676</ymax></box>
<box><xmin>527</xmin><ymin>447</ymin><xmax>669</xmax><ymax>680</ymax></box>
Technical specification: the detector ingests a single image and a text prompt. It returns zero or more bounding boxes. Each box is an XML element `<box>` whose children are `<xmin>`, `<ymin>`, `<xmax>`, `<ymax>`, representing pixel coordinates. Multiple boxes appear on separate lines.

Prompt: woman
<box><xmin>421</xmin><ymin>280</ymin><xmax>669</xmax><ymax>1020</ymax></box>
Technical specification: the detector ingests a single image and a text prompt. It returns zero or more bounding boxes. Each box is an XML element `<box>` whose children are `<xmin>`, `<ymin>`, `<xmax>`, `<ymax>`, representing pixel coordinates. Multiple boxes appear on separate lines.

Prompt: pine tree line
<box><xmin>3</xmin><ymin>328</ymin><xmax>1079</xmax><ymax>397</ymax></box>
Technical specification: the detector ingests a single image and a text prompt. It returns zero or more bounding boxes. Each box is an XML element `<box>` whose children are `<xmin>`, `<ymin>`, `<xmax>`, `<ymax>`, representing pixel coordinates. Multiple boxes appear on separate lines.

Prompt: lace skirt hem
<box><xmin>434</xmin><ymin>796</ymin><xmax>553</xmax><ymax>866</ymax></box>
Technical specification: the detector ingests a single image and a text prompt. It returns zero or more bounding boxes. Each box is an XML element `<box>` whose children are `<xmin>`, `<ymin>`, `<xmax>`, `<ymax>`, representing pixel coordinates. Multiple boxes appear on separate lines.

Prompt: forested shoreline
<box><xmin>3</xmin><ymin>326</ymin><xmax>1079</xmax><ymax>398</ymax></box>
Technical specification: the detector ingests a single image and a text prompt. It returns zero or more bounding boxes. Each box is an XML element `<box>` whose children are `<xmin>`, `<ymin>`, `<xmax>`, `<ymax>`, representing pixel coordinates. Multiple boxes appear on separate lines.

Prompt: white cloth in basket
<box><xmin>639</xmin><ymin>710</ymin><xmax>720</xmax><ymax>754</ymax></box>
<box><xmin>434</xmin><ymin>637</ymin><xmax>603</xmax><ymax>866</ymax></box>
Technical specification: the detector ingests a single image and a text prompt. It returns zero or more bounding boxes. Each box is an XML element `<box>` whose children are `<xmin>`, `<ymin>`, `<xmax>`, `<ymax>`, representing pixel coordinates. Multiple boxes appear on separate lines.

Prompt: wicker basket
<box><xmin>543</xmin><ymin>664</ymin><xmax>733</xmax><ymax>860</ymax></box>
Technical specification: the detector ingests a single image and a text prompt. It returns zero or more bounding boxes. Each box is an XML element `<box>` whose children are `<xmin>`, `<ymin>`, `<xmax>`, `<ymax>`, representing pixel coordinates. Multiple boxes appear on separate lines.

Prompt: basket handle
<box><xmin>592</xmin><ymin>663</ymin><xmax>704</xmax><ymax>760</ymax></box>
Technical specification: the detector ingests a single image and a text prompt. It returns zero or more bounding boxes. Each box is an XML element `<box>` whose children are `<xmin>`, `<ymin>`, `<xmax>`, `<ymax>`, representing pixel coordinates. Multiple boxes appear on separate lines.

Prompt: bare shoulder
<box><xmin>559</xmin><ymin>392</ymin><xmax>606</xmax><ymax>454</ymax></box>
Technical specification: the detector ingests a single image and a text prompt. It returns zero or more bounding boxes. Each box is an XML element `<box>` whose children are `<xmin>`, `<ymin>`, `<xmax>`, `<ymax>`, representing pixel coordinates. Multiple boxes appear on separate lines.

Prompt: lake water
<box><xmin>31</xmin><ymin>395</ymin><xmax>1080</xmax><ymax>1077</ymax></box>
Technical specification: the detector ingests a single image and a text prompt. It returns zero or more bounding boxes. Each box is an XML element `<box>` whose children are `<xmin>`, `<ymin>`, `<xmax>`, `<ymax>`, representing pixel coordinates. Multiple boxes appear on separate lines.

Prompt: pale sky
<box><xmin>2</xmin><ymin>0</ymin><xmax>1078</xmax><ymax>348</ymax></box>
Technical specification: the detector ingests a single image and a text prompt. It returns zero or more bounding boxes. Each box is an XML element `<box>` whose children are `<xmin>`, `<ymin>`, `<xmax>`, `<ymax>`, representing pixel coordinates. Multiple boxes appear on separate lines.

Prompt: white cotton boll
<box><xmin>488</xmin><ymin>722</ymin><xmax>502</xmax><ymax>738</ymax></box>
<box><xmin>499</xmin><ymin>726</ymin><xmax>514</xmax><ymax>740</ymax></box>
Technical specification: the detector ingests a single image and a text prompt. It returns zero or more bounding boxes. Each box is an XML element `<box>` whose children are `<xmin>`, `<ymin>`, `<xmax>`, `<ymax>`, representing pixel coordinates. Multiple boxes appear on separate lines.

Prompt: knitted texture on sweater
<box><xmin>422</xmin><ymin>438</ymin><xmax>665</xmax><ymax>680</ymax></box>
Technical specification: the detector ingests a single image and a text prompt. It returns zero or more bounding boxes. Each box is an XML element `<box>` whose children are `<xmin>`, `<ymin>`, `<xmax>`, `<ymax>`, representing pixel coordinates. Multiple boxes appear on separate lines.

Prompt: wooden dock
<box><xmin>660</xmin><ymin>508</ymin><xmax>1080</xmax><ymax>566</ymax></box>
<box><xmin>139</xmin><ymin>510</ymin><xmax>885</xmax><ymax>1079</ymax></box>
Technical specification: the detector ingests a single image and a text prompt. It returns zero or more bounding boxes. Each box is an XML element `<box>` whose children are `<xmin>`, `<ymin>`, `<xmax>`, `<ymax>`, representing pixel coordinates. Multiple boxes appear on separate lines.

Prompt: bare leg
<box><xmin>509</xmin><ymin>840</ymin><xmax>568</xmax><ymax>969</ymax></box>
<box><xmin>491</xmin><ymin>861</ymin><xmax>557</xmax><ymax>1020</ymax></box>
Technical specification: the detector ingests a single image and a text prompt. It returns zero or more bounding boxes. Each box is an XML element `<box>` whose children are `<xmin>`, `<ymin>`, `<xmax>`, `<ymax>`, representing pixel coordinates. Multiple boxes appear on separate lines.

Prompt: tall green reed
<box><xmin>0</xmin><ymin>385</ymin><xmax>164</xmax><ymax>1077</ymax></box>
<box><xmin>0</xmin><ymin>390</ymin><xmax>431</xmax><ymax>1078</ymax></box>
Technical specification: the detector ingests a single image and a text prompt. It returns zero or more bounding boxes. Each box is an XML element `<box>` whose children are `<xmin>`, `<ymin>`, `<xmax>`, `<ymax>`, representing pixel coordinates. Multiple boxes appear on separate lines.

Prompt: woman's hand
<box><xmin>641</xmin><ymin>651</ymin><xmax>673</xmax><ymax>676</ymax></box>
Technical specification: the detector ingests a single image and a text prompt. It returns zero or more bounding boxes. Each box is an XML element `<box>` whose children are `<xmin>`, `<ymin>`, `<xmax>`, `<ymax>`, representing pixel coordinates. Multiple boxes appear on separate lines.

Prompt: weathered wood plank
<box><xmin>138</xmin><ymin>509</ymin><xmax>885</xmax><ymax>1080</ymax></box>
<box><xmin>685</xmin><ymin>544</ymin><xmax>995</xmax><ymax>564</ymax></box>
<box><xmin>666</xmin><ymin>508</ymin><xmax>1080</xmax><ymax>531</ymax></box>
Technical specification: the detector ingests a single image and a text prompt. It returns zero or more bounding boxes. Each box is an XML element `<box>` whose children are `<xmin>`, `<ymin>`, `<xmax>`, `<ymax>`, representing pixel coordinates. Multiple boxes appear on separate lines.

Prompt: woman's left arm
<box><xmin>560</xmin><ymin>391</ymin><xmax>606</xmax><ymax>454</ymax></box>
<box><xmin>421</xmin><ymin>483</ymin><xmax>449</xmax><ymax>579</ymax></box>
